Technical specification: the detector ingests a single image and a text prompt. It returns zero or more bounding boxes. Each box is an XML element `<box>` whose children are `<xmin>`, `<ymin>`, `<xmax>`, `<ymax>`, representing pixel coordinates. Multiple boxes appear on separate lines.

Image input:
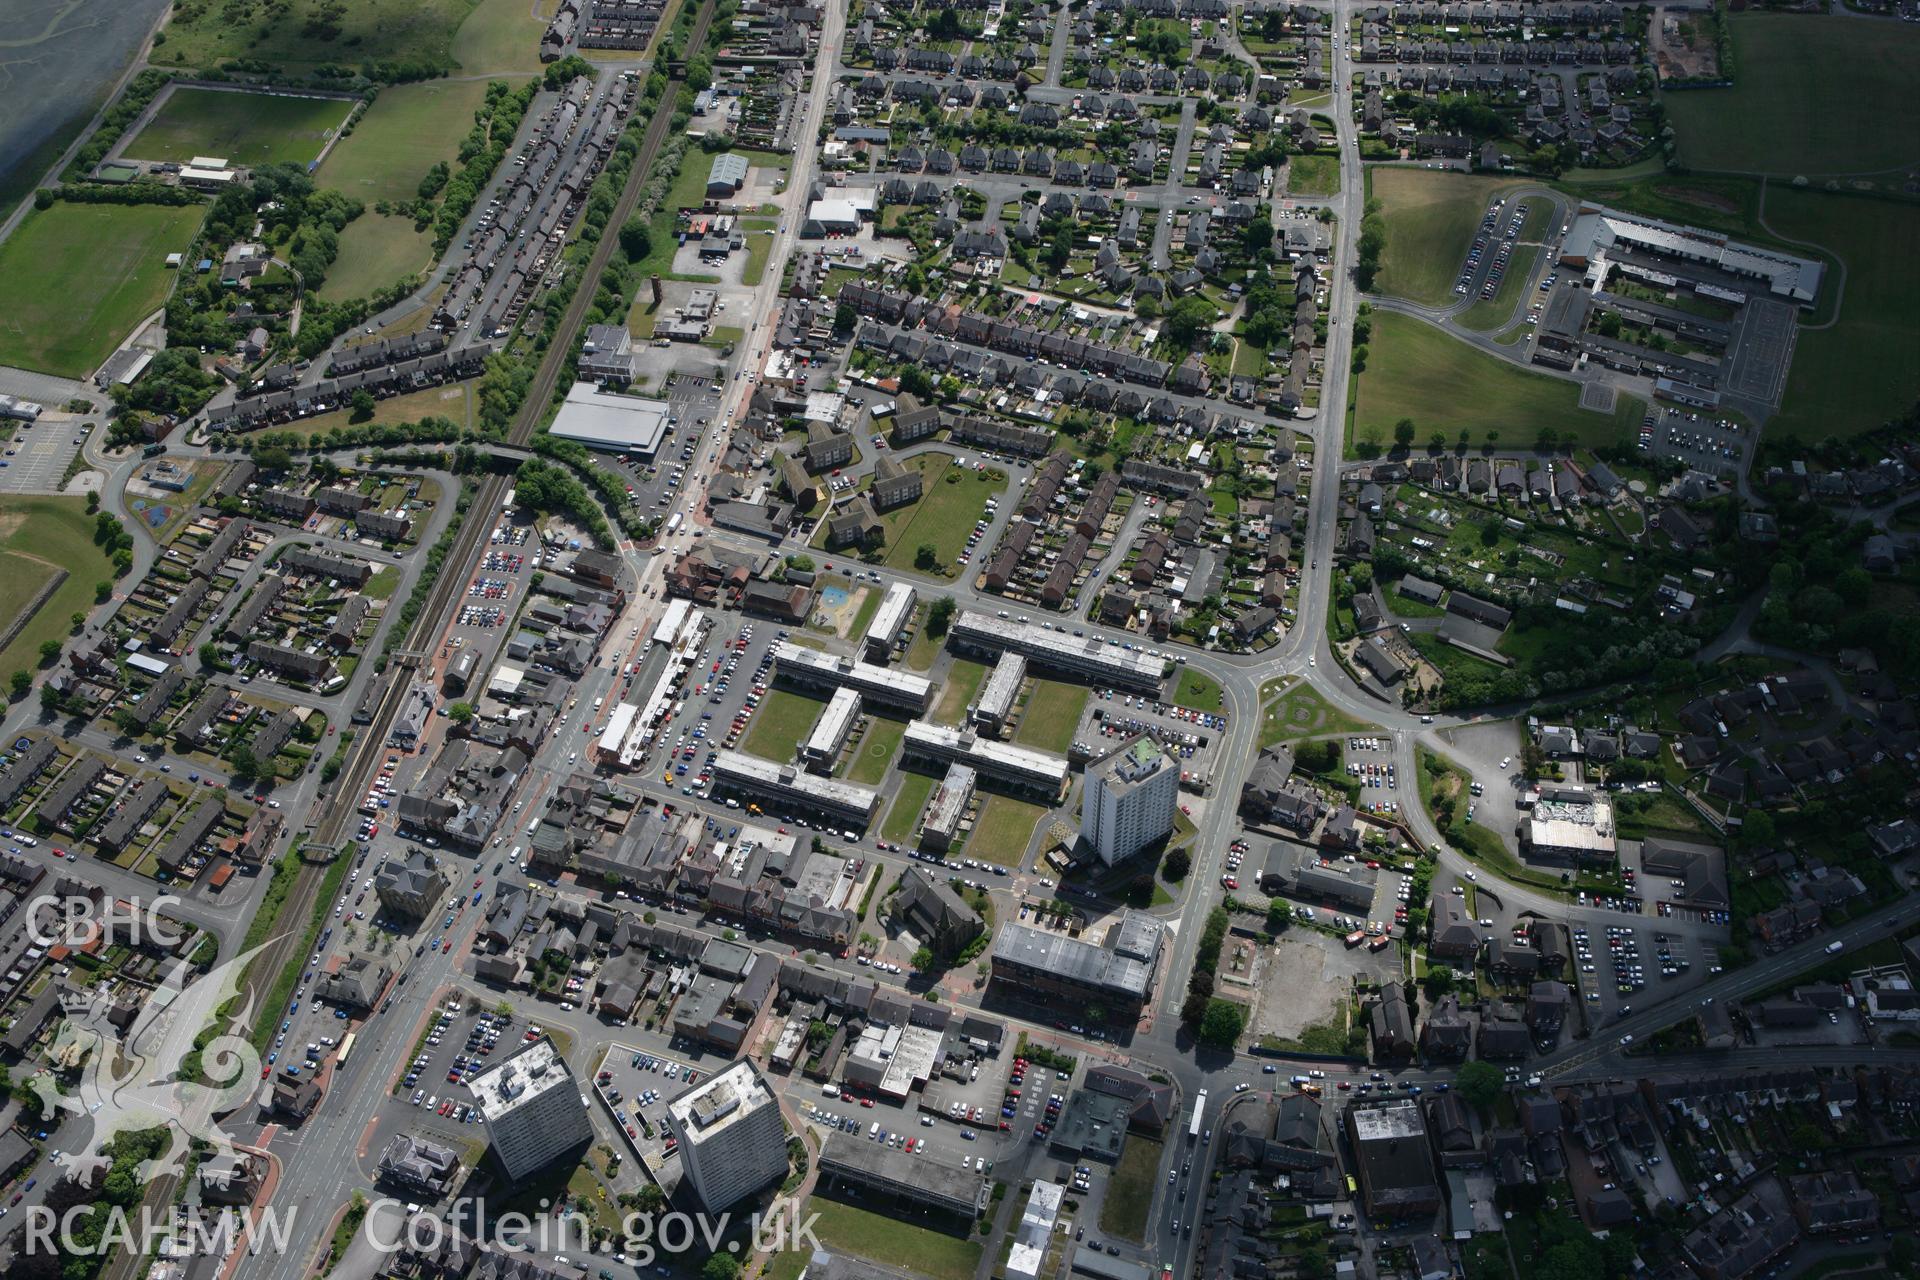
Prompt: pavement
<box><xmin>7</xmin><ymin>5</ymin><xmax>1912</xmax><ymax>1279</ymax></box>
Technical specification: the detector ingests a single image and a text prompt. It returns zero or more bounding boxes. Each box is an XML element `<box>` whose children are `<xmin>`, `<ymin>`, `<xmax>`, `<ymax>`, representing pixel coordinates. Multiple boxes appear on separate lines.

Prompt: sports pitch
<box><xmin>124</xmin><ymin>87</ymin><xmax>354</xmax><ymax>168</ymax></box>
<box><xmin>0</xmin><ymin>201</ymin><xmax>206</xmax><ymax>378</ymax></box>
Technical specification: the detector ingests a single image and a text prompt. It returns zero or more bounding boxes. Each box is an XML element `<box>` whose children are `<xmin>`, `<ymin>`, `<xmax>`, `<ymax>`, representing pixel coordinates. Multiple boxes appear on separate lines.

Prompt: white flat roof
<box><xmin>549</xmin><ymin>382</ymin><xmax>671</xmax><ymax>455</ymax></box>
<box><xmin>866</xmin><ymin>581</ymin><xmax>916</xmax><ymax>650</ymax></box>
<box><xmin>467</xmin><ymin>1037</ymin><xmax>576</xmax><ymax>1120</ymax></box>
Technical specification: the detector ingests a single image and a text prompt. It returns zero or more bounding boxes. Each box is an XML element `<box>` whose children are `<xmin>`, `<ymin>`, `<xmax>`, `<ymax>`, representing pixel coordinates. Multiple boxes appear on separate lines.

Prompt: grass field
<box><xmin>1457</xmin><ymin>245</ymin><xmax>1542</xmax><ymax>332</ymax></box>
<box><xmin>742</xmin><ymin>688</ymin><xmax>825</xmax><ymax>763</ymax></box>
<box><xmin>879</xmin><ymin>456</ymin><xmax>1006</xmax><ymax>576</ymax></box>
<box><xmin>846</xmin><ymin>715</ymin><xmax>905</xmax><ymax>785</ymax></box>
<box><xmin>1664</xmin><ymin>14</ymin><xmax>1920</xmax><ymax>176</ymax></box>
<box><xmin>1173</xmin><ymin>667</ymin><xmax>1224</xmax><ymax>712</ymax></box>
<box><xmin>880</xmin><ymin>771</ymin><xmax>937</xmax><ymax>843</ymax></box>
<box><xmin>125</xmin><ymin>88</ymin><xmax>353</xmax><ymax>168</ymax></box>
<box><xmin>1764</xmin><ymin>191</ymin><xmax>1920</xmax><ymax>441</ymax></box>
<box><xmin>1351</xmin><ymin>312</ymin><xmax>1641</xmax><ymax>453</ymax></box>
<box><xmin>790</xmin><ymin>1198</ymin><xmax>982</xmax><ymax>1280</ymax></box>
<box><xmin>931</xmin><ymin>659</ymin><xmax>988</xmax><ymax>725</ymax></box>
<box><xmin>323</xmin><ymin>217</ymin><xmax>432</xmax><ymax>301</ymax></box>
<box><xmin>317</xmin><ymin>78</ymin><xmax>502</xmax><ymax>300</ymax></box>
<box><xmin>1014</xmin><ymin>680</ymin><xmax>1089</xmax><ymax>753</ymax></box>
<box><xmin>1367</xmin><ymin>168</ymin><xmax>1528</xmax><ymax>306</ymax></box>
<box><xmin>1260</xmin><ymin>678</ymin><xmax>1372</xmax><ymax>748</ymax></box>
<box><xmin>268</xmin><ymin>380</ymin><xmax>475</xmax><ymax>439</ymax></box>
<box><xmin>1100</xmin><ymin>1136</ymin><xmax>1164</xmax><ymax>1243</ymax></box>
<box><xmin>971</xmin><ymin>794</ymin><xmax>1045</xmax><ymax>866</ymax></box>
<box><xmin>0</xmin><ymin>202</ymin><xmax>204</xmax><ymax>378</ymax></box>
<box><xmin>156</xmin><ymin>0</ymin><xmax>482</xmax><ymax>74</ymax></box>
<box><xmin>449</xmin><ymin>0</ymin><xmax>550</xmax><ymax>73</ymax></box>
<box><xmin>1288</xmin><ymin>154</ymin><xmax>1340</xmax><ymax>197</ymax></box>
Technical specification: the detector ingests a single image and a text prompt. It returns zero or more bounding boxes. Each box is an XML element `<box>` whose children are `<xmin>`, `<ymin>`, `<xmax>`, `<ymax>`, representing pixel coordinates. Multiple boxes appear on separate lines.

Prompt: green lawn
<box><xmin>1173</xmin><ymin>667</ymin><xmax>1224</xmax><ymax>712</ymax></box>
<box><xmin>156</xmin><ymin>0</ymin><xmax>482</xmax><ymax>73</ymax></box>
<box><xmin>1014</xmin><ymin>680</ymin><xmax>1088</xmax><ymax>753</ymax></box>
<box><xmin>124</xmin><ymin>88</ymin><xmax>353</xmax><ymax>168</ymax></box>
<box><xmin>0</xmin><ymin>201</ymin><xmax>205</xmax><ymax>378</ymax></box>
<box><xmin>323</xmin><ymin>217</ymin><xmax>433</xmax><ymax>302</ymax></box>
<box><xmin>316</xmin><ymin>78</ymin><xmax>504</xmax><ymax>300</ymax></box>
<box><xmin>268</xmin><ymin>381</ymin><xmax>474</xmax><ymax>439</ymax></box>
<box><xmin>1287</xmin><ymin>154</ymin><xmax>1340</xmax><ymax>197</ymax></box>
<box><xmin>1367</xmin><ymin>168</ymin><xmax>1528</xmax><ymax>306</ymax></box>
<box><xmin>783</xmin><ymin>1198</ymin><xmax>982</xmax><ymax>1280</ymax></box>
<box><xmin>1351</xmin><ymin>312</ymin><xmax>1641</xmax><ymax>453</ymax></box>
<box><xmin>845</xmin><ymin>715</ymin><xmax>905</xmax><ymax>785</ymax></box>
<box><xmin>1764</xmin><ymin>191</ymin><xmax>1920</xmax><ymax>441</ymax></box>
<box><xmin>1260</xmin><ymin>678</ymin><xmax>1372</xmax><ymax>748</ymax></box>
<box><xmin>1457</xmin><ymin>245</ymin><xmax>1541</xmax><ymax>332</ymax></box>
<box><xmin>1100</xmin><ymin>1136</ymin><xmax>1164</xmax><ymax>1243</ymax></box>
<box><xmin>741</xmin><ymin>688</ymin><xmax>826</xmax><ymax>764</ymax></box>
<box><xmin>970</xmin><ymin>794</ymin><xmax>1046</xmax><ymax>866</ymax></box>
<box><xmin>880</xmin><ymin>455</ymin><xmax>1006</xmax><ymax>576</ymax></box>
<box><xmin>449</xmin><ymin>0</ymin><xmax>549</xmax><ymax>73</ymax></box>
<box><xmin>930</xmin><ymin>659</ymin><xmax>987</xmax><ymax>725</ymax></box>
<box><xmin>318</xmin><ymin>78</ymin><xmax>495</xmax><ymax>202</ymax></box>
<box><xmin>1664</xmin><ymin>14</ymin><xmax>1920</xmax><ymax>176</ymax></box>
<box><xmin>880</xmin><ymin>771</ymin><xmax>938</xmax><ymax>843</ymax></box>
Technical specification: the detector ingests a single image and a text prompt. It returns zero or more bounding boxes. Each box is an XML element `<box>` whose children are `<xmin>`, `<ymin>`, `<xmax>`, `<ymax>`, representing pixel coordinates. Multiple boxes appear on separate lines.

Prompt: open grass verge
<box><xmin>931</xmin><ymin>659</ymin><xmax>987</xmax><ymax>726</ymax></box>
<box><xmin>1287</xmin><ymin>154</ymin><xmax>1340</xmax><ymax>197</ymax></box>
<box><xmin>742</xmin><ymin>688</ymin><xmax>825</xmax><ymax>763</ymax></box>
<box><xmin>792</xmin><ymin>1198</ymin><xmax>981</xmax><ymax>1280</ymax></box>
<box><xmin>970</xmin><ymin>794</ymin><xmax>1045</xmax><ymax>866</ymax></box>
<box><xmin>1100</xmin><ymin>1136</ymin><xmax>1164</xmax><ymax>1243</ymax></box>
<box><xmin>1014</xmin><ymin>680</ymin><xmax>1089</xmax><ymax>754</ymax></box>
<box><xmin>846</xmin><ymin>715</ymin><xmax>905</xmax><ymax>785</ymax></box>
<box><xmin>1351</xmin><ymin>312</ymin><xmax>1641</xmax><ymax>453</ymax></box>
<box><xmin>879</xmin><ymin>456</ymin><xmax>1006</xmax><ymax>576</ymax></box>
<box><xmin>1260</xmin><ymin>678</ymin><xmax>1373</xmax><ymax>748</ymax></box>
<box><xmin>0</xmin><ymin>202</ymin><xmax>204</xmax><ymax>377</ymax></box>
<box><xmin>880</xmin><ymin>771</ymin><xmax>937</xmax><ymax>843</ymax></box>
<box><xmin>1173</xmin><ymin>666</ymin><xmax>1224</xmax><ymax>712</ymax></box>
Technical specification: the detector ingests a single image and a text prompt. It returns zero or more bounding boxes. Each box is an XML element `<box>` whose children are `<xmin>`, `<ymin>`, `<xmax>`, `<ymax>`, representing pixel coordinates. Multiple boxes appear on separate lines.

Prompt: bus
<box><xmin>1188</xmin><ymin>1089</ymin><xmax>1207</xmax><ymax>1142</ymax></box>
<box><xmin>337</xmin><ymin>1032</ymin><xmax>357</xmax><ymax>1066</ymax></box>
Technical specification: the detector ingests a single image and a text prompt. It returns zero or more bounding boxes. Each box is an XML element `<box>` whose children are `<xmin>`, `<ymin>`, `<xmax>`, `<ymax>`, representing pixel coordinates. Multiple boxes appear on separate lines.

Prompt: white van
<box><xmin>822</xmin><ymin>1084</ymin><xmax>840</xmax><ymax>1098</ymax></box>
<box><xmin>869</xmin><ymin>1122</ymin><xmax>880</xmax><ymax>1139</ymax></box>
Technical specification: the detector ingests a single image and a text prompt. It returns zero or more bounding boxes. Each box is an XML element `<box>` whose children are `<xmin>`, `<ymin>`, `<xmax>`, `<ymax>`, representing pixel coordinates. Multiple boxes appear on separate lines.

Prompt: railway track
<box><xmin>99</xmin><ymin>16</ymin><xmax>725</xmax><ymax>1280</ymax></box>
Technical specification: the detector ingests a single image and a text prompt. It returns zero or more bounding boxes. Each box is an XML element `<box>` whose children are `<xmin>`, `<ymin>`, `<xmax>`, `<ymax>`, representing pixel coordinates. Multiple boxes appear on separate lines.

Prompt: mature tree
<box><xmin>618</xmin><ymin>217</ymin><xmax>653</xmax><ymax>262</ymax></box>
<box><xmin>36</xmin><ymin>640</ymin><xmax>60</xmax><ymax>667</ymax></box>
<box><xmin>911</xmin><ymin>946</ymin><xmax>934</xmax><ymax>972</ymax></box>
<box><xmin>1393</xmin><ymin>418</ymin><xmax>1416</xmax><ymax>447</ymax></box>
<box><xmin>701</xmin><ymin>1254</ymin><xmax>740</xmax><ymax>1280</ymax></box>
<box><xmin>915</xmin><ymin>544</ymin><xmax>938</xmax><ymax>570</ymax></box>
<box><xmin>1198</xmin><ymin>998</ymin><xmax>1246</xmax><ymax>1049</ymax></box>
<box><xmin>8</xmin><ymin>671</ymin><xmax>29</xmax><ymax>700</ymax></box>
<box><xmin>348</xmin><ymin>389</ymin><xmax>377</xmax><ymax>423</ymax></box>
<box><xmin>1162</xmin><ymin>295</ymin><xmax>1217</xmax><ymax>348</ymax></box>
<box><xmin>1456</xmin><ymin>1060</ymin><xmax>1503</xmax><ymax>1111</ymax></box>
<box><xmin>446</xmin><ymin>702</ymin><xmax>475</xmax><ymax>724</ymax></box>
<box><xmin>927</xmin><ymin>596</ymin><xmax>957</xmax><ymax>635</ymax></box>
<box><xmin>1162</xmin><ymin>848</ymin><xmax>1191</xmax><ymax>881</ymax></box>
